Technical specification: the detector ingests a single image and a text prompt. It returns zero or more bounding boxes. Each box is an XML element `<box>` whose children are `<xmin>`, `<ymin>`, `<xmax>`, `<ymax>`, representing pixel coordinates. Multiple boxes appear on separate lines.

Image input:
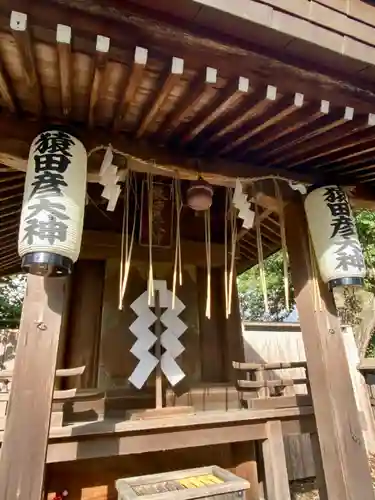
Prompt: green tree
<box><xmin>0</xmin><ymin>275</ymin><xmax>26</xmax><ymax>328</ymax></box>
<box><xmin>237</xmin><ymin>251</ymin><xmax>294</xmax><ymax>321</ymax></box>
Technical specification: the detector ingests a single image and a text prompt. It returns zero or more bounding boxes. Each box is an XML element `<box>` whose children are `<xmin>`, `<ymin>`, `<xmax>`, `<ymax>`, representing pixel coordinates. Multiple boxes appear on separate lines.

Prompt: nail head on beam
<box><xmin>320</xmin><ymin>100</ymin><xmax>330</xmax><ymax>114</ymax></box>
<box><xmin>238</xmin><ymin>76</ymin><xmax>250</xmax><ymax>93</ymax></box>
<box><xmin>344</xmin><ymin>106</ymin><xmax>354</xmax><ymax>120</ymax></box>
<box><xmin>171</xmin><ymin>56</ymin><xmax>184</xmax><ymax>75</ymax></box>
<box><xmin>134</xmin><ymin>46</ymin><xmax>148</xmax><ymax>65</ymax></box>
<box><xmin>10</xmin><ymin>11</ymin><xmax>27</xmax><ymax>31</ymax></box>
<box><xmin>266</xmin><ymin>85</ymin><xmax>277</xmax><ymax>101</ymax></box>
<box><xmin>206</xmin><ymin>67</ymin><xmax>217</xmax><ymax>83</ymax></box>
<box><xmin>96</xmin><ymin>35</ymin><xmax>110</xmax><ymax>53</ymax></box>
<box><xmin>294</xmin><ymin>92</ymin><xmax>304</xmax><ymax>107</ymax></box>
<box><xmin>56</xmin><ymin>24</ymin><xmax>72</xmax><ymax>44</ymax></box>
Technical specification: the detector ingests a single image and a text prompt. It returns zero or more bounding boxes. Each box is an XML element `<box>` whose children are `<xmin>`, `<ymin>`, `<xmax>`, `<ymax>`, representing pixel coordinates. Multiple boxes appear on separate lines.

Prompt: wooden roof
<box><xmin>1</xmin><ymin>0</ymin><xmax>375</xmax><ymax>275</ymax></box>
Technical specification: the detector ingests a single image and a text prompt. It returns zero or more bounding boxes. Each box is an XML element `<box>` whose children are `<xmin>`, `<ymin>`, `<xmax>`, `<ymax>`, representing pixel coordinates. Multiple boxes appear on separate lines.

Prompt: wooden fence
<box><xmin>242</xmin><ymin>322</ymin><xmax>315</xmax><ymax>481</ymax></box>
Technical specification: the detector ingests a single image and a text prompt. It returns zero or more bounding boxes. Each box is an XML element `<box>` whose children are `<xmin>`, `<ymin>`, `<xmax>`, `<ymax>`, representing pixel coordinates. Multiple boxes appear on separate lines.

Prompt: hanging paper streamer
<box><xmin>129</xmin><ymin>280</ymin><xmax>187</xmax><ymax>389</ymax></box>
<box><xmin>99</xmin><ymin>145</ymin><xmax>122</xmax><ymax>212</ymax></box>
<box><xmin>224</xmin><ymin>188</ymin><xmax>238</xmax><ymax>318</ymax></box>
<box><xmin>204</xmin><ymin>209</ymin><xmax>212</xmax><ymax>319</ymax></box>
<box><xmin>233</xmin><ymin>179</ymin><xmax>255</xmax><ymax>229</ymax></box>
<box><xmin>273</xmin><ymin>179</ymin><xmax>290</xmax><ymax>311</ymax></box>
<box><xmin>172</xmin><ymin>177</ymin><xmax>183</xmax><ymax>310</ymax></box>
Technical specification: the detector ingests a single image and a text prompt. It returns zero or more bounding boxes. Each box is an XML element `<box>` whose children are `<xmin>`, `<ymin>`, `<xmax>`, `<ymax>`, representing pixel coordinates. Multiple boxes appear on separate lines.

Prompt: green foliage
<box><xmin>0</xmin><ymin>275</ymin><xmax>26</xmax><ymax>328</ymax></box>
<box><xmin>237</xmin><ymin>251</ymin><xmax>294</xmax><ymax>321</ymax></box>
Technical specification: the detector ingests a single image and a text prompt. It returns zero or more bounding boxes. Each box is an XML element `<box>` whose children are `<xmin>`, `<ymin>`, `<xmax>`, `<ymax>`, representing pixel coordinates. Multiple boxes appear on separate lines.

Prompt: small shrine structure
<box><xmin>1</xmin><ymin>1</ymin><xmax>375</xmax><ymax>499</ymax></box>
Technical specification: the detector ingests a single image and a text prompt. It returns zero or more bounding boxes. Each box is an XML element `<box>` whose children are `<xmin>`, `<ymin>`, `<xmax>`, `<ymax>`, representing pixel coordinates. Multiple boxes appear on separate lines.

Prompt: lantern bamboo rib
<box><xmin>273</xmin><ymin>179</ymin><xmax>290</xmax><ymax>311</ymax></box>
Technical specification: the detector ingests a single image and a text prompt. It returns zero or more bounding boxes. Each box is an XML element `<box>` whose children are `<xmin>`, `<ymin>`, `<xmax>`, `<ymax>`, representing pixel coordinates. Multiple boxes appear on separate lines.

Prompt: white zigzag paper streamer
<box><xmin>128</xmin><ymin>280</ymin><xmax>187</xmax><ymax>389</ymax></box>
<box><xmin>233</xmin><ymin>179</ymin><xmax>255</xmax><ymax>229</ymax></box>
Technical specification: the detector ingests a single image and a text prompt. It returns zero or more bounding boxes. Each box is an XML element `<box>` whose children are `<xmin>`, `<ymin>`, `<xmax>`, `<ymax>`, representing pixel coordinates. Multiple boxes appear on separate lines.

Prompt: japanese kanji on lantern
<box><xmin>18</xmin><ymin>128</ymin><xmax>87</xmax><ymax>276</ymax></box>
<box><xmin>304</xmin><ymin>185</ymin><xmax>366</xmax><ymax>288</ymax></box>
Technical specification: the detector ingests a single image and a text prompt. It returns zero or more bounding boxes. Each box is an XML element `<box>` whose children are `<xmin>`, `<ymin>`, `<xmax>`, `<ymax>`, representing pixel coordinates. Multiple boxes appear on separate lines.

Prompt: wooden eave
<box><xmin>2</xmin><ymin>0</ymin><xmax>375</xmax><ymax>275</ymax></box>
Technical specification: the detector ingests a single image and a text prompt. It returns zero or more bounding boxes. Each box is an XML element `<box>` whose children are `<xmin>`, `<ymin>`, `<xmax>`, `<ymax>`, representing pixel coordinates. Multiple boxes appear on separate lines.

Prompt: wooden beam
<box><xmin>0</xmin><ymin>58</ymin><xmax>16</xmax><ymax>113</ymax></box>
<box><xmin>0</xmin><ymin>275</ymin><xmax>66</xmax><ymax>500</ymax></box>
<box><xmin>220</xmin><ymin>92</ymin><xmax>304</xmax><ymax>156</ymax></box>
<box><xmin>285</xmin><ymin>199</ymin><xmax>374</xmax><ymax>499</ymax></box>
<box><xmin>179</xmin><ymin>76</ymin><xmax>249</xmax><ymax>144</ymax></box>
<box><xmin>0</xmin><ymin>114</ymin><xmax>326</xmax><ymax>186</ymax></box>
<box><xmin>158</xmin><ymin>67</ymin><xmax>217</xmax><ymax>141</ymax></box>
<box><xmin>89</xmin><ymin>35</ymin><xmax>110</xmax><ymax>128</ymax></box>
<box><xmin>56</xmin><ymin>24</ymin><xmax>72</xmax><ymax>117</ymax></box>
<box><xmin>136</xmin><ymin>56</ymin><xmax>184</xmax><ymax>139</ymax></box>
<box><xmin>10</xmin><ymin>11</ymin><xmax>42</xmax><ymax>115</ymax></box>
<box><xmin>113</xmin><ymin>46</ymin><xmax>148</xmax><ymax>131</ymax></box>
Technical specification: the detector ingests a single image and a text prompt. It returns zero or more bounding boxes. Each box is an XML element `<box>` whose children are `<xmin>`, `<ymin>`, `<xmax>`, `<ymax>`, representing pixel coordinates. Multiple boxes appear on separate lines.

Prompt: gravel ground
<box><xmin>289</xmin><ymin>453</ymin><xmax>375</xmax><ymax>499</ymax></box>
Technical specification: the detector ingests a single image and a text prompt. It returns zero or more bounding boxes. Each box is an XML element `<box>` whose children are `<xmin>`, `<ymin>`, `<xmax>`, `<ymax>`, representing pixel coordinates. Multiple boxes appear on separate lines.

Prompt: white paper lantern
<box><xmin>18</xmin><ymin>128</ymin><xmax>87</xmax><ymax>276</ymax></box>
<box><xmin>304</xmin><ymin>185</ymin><xmax>365</xmax><ymax>288</ymax></box>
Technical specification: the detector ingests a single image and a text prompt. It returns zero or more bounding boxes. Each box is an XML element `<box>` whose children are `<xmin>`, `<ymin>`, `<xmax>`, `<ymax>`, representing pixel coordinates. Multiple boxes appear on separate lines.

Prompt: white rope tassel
<box><xmin>172</xmin><ymin>178</ymin><xmax>183</xmax><ymax>309</ymax></box>
<box><xmin>119</xmin><ymin>171</ymin><xmax>137</xmax><ymax>309</ymax></box>
<box><xmin>273</xmin><ymin>180</ymin><xmax>290</xmax><ymax>311</ymax></box>
<box><xmin>254</xmin><ymin>187</ymin><xmax>269</xmax><ymax>315</ymax></box>
<box><xmin>224</xmin><ymin>189</ymin><xmax>229</xmax><ymax>318</ymax></box>
<box><xmin>147</xmin><ymin>173</ymin><xmax>154</xmax><ymax>306</ymax></box>
<box><xmin>119</xmin><ymin>171</ymin><xmax>128</xmax><ymax>309</ymax></box>
<box><xmin>205</xmin><ymin>208</ymin><xmax>212</xmax><ymax>319</ymax></box>
<box><xmin>228</xmin><ymin>191</ymin><xmax>237</xmax><ymax>317</ymax></box>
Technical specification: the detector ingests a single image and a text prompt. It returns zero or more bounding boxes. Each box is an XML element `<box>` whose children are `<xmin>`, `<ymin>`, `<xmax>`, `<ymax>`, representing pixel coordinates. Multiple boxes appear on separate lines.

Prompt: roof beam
<box><xmin>0</xmin><ymin>114</ymin><xmax>362</xmax><ymax>188</ymax></box>
<box><xmin>89</xmin><ymin>35</ymin><xmax>110</xmax><ymax>128</ymax></box>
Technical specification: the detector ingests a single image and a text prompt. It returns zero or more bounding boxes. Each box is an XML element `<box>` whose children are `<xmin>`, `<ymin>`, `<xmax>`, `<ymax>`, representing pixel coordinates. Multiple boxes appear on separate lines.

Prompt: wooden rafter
<box><xmin>136</xmin><ymin>56</ymin><xmax>184</xmax><ymax>139</ymax></box>
<box><xmin>89</xmin><ymin>35</ymin><xmax>110</xmax><ymax>128</ymax></box>
<box><xmin>0</xmin><ymin>57</ymin><xmax>16</xmax><ymax>113</ymax></box>
<box><xmin>10</xmin><ymin>11</ymin><xmax>42</xmax><ymax>115</ymax></box>
<box><xmin>56</xmin><ymin>24</ymin><xmax>72</xmax><ymax>117</ymax></box>
<box><xmin>179</xmin><ymin>76</ymin><xmax>250</xmax><ymax>144</ymax></box>
<box><xmin>158</xmin><ymin>67</ymin><xmax>217</xmax><ymax>141</ymax></box>
<box><xmin>113</xmin><ymin>46</ymin><xmax>148</xmax><ymax>131</ymax></box>
<box><xmin>221</xmin><ymin>92</ymin><xmax>304</xmax><ymax>156</ymax></box>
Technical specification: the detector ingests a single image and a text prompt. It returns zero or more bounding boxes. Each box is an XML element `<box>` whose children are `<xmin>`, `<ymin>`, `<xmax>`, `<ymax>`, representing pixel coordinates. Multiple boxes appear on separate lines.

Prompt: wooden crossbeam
<box><xmin>233</xmin><ymin>361</ymin><xmax>307</xmax><ymax>371</ymax></box>
<box><xmin>237</xmin><ymin>378</ymin><xmax>307</xmax><ymax>389</ymax></box>
<box><xmin>0</xmin><ymin>58</ymin><xmax>16</xmax><ymax>113</ymax></box>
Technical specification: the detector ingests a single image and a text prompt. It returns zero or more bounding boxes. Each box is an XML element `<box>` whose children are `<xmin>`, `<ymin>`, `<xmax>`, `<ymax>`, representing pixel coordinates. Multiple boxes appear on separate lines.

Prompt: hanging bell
<box><xmin>186</xmin><ymin>178</ymin><xmax>213</xmax><ymax>211</ymax></box>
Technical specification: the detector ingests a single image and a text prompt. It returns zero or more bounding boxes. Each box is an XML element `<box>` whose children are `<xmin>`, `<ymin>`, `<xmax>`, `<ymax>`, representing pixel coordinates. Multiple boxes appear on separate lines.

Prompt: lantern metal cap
<box><xmin>329</xmin><ymin>277</ymin><xmax>364</xmax><ymax>289</ymax></box>
<box><xmin>21</xmin><ymin>252</ymin><xmax>73</xmax><ymax>277</ymax></box>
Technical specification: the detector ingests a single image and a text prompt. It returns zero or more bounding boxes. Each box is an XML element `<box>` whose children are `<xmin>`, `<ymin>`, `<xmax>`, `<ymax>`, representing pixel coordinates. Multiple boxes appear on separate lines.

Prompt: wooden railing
<box><xmin>232</xmin><ymin>361</ymin><xmax>312</xmax><ymax>410</ymax></box>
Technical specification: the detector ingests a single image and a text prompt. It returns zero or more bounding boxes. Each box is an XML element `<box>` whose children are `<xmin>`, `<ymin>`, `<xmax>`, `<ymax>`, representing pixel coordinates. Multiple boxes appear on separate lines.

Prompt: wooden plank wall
<box><xmin>242</xmin><ymin>323</ymin><xmax>315</xmax><ymax>481</ymax></box>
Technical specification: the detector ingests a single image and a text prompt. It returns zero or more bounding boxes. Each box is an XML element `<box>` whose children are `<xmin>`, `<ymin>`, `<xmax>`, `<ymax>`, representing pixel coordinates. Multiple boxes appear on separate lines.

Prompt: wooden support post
<box><xmin>0</xmin><ymin>275</ymin><xmax>66</xmax><ymax>500</ymax></box>
<box><xmin>262</xmin><ymin>420</ymin><xmax>291</xmax><ymax>500</ymax></box>
<box><xmin>285</xmin><ymin>200</ymin><xmax>374</xmax><ymax>500</ymax></box>
<box><xmin>231</xmin><ymin>441</ymin><xmax>260</xmax><ymax>500</ymax></box>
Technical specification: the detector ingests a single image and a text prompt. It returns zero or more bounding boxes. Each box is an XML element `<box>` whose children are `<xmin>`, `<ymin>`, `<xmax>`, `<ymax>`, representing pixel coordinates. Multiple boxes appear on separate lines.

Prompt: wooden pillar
<box><xmin>285</xmin><ymin>200</ymin><xmax>374</xmax><ymax>500</ymax></box>
<box><xmin>64</xmin><ymin>260</ymin><xmax>105</xmax><ymax>388</ymax></box>
<box><xmin>0</xmin><ymin>275</ymin><xmax>66</xmax><ymax>500</ymax></box>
